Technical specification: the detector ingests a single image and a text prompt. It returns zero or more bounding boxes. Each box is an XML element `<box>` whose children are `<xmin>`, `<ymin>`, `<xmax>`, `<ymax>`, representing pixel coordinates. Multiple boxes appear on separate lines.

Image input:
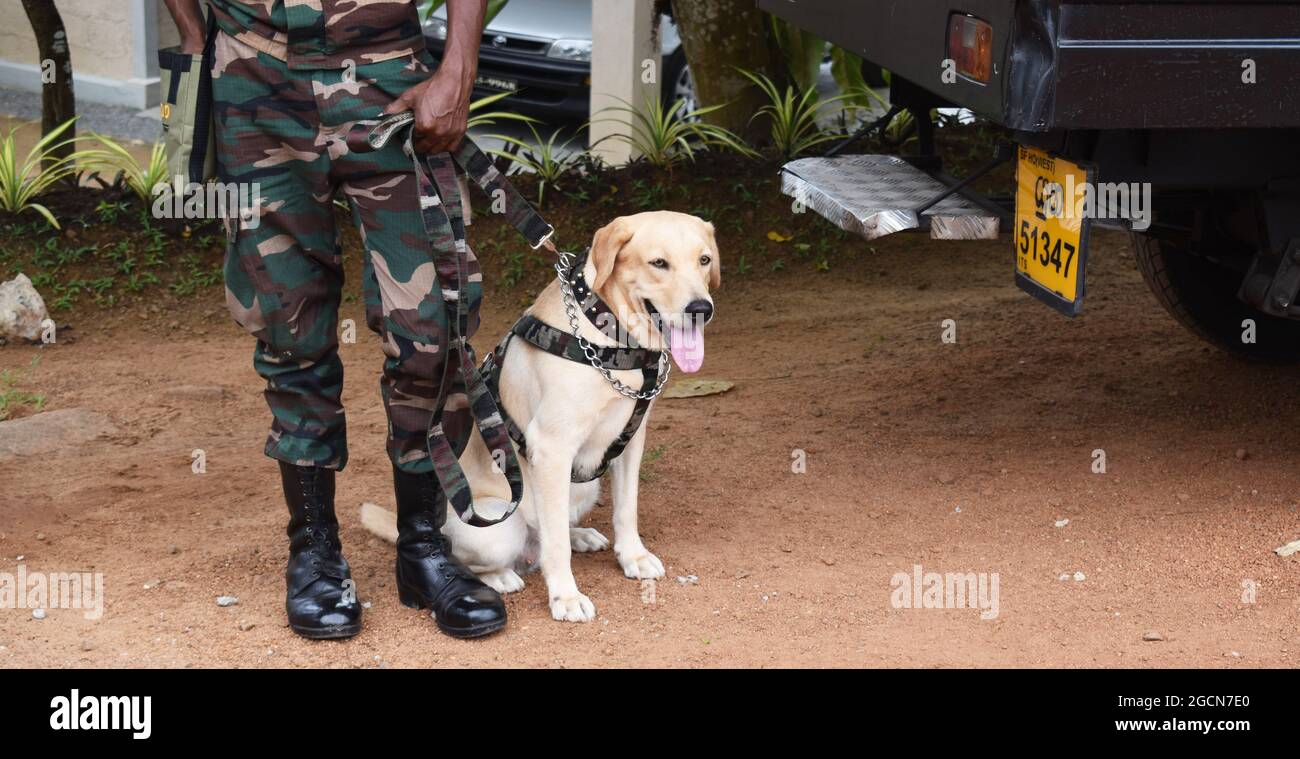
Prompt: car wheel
<box><xmin>662</xmin><ymin>48</ymin><xmax>698</xmax><ymax>119</ymax></box>
<box><xmin>1132</xmin><ymin>231</ymin><xmax>1300</xmax><ymax>363</ymax></box>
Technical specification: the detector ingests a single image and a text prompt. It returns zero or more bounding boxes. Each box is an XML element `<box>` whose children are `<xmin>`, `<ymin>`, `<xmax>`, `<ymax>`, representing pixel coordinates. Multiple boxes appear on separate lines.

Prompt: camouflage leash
<box><xmin>347</xmin><ymin>112</ymin><xmax>552</xmax><ymax>527</ymax></box>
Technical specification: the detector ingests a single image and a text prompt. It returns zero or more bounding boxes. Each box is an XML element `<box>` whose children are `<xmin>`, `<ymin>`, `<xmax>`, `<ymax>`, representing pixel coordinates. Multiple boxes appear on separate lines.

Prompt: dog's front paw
<box><xmin>479</xmin><ymin>568</ymin><xmax>525</xmax><ymax>594</ymax></box>
<box><xmin>569</xmin><ymin>526</ymin><xmax>610</xmax><ymax>553</ymax></box>
<box><xmin>617</xmin><ymin>550</ymin><xmax>665</xmax><ymax>580</ymax></box>
<box><xmin>549</xmin><ymin>592</ymin><xmax>596</xmax><ymax>622</ymax></box>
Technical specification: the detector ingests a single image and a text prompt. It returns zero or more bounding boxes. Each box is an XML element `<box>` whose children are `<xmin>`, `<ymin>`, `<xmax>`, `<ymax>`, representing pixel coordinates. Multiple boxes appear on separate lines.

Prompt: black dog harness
<box><xmin>480</xmin><ymin>248</ymin><xmax>664</xmax><ymax>483</ymax></box>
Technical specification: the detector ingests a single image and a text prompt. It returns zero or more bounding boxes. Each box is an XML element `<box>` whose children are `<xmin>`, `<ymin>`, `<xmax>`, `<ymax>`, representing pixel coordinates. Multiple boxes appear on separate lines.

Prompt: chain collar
<box><xmin>554</xmin><ymin>250</ymin><xmax>671</xmax><ymax>401</ymax></box>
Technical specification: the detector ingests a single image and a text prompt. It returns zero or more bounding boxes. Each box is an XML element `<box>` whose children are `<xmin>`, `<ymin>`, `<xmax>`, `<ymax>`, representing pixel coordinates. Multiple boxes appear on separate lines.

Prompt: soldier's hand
<box><xmin>385</xmin><ymin>66</ymin><xmax>472</xmax><ymax>155</ymax></box>
<box><xmin>178</xmin><ymin>33</ymin><xmax>205</xmax><ymax>55</ymax></box>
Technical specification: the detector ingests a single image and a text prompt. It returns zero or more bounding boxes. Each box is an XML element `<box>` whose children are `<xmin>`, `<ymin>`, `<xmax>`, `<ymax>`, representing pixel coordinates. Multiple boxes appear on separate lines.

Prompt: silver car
<box><xmin>426</xmin><ymin>0</ymin><xmax>694</xmax><ymax>120</ymax></box>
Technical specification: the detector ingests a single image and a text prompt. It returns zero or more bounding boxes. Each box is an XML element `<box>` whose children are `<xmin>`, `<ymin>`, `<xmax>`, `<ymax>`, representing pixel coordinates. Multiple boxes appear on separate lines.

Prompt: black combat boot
<box><xmin>280</xmin><ymin>462</ymin><xmax>362</xmax><ymax>639</ymax></box>
<box><xmin>392</xmin><ymin>468</ymin><xmax>507</xmax><ymax>638</ymax></box>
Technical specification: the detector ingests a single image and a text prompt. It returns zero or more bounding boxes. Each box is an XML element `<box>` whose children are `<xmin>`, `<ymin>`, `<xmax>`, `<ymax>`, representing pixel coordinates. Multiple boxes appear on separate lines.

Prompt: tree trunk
<box><xmin>671</xmin><ymin>0</ymin><xmax>786</xmax><ymax>143</ymax></box>
<box><xmin>21</xmin><ymin>0</ymin><xmax>76</xmax><ymax>166</ymax></box>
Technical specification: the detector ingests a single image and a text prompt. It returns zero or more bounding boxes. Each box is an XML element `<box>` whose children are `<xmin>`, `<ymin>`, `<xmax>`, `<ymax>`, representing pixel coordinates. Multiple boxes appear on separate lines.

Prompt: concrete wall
<box><xmin>0</xmin><ymin>0</ymin><xmax>178</xmax><ymax>109</ymax></box>
<box><xmin>589</xmin><ymin>0</ymin><xmax>659</xmax><ymax>165</ymax></box>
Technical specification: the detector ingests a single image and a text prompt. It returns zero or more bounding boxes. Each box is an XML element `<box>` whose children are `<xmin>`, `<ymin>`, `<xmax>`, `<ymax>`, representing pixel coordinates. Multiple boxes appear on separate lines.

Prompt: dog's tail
<box><xmin>359</xmin><ymin>502</ymin><xmax>398</xmax><ymax>544</ymax></box>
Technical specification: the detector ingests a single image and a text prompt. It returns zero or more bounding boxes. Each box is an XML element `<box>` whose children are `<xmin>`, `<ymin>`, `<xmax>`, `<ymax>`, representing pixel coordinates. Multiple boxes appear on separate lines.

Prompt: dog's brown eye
<box><xmin>650</xmin><ymin>259</ymin><xmax>669</xmax><ymax>269</ymax></box>
<box><xmin>699</xmin><ymin>255</ymin><xmax>712</xmax><ymax>266</ymax></box>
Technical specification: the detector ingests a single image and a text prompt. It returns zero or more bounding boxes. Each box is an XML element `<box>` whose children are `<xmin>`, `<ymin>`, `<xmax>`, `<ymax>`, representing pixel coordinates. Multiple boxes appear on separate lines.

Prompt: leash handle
<box><xmin>346</xmin><ymin>112</ymin><xmax>556</xmax><ymax>249</ymax></box>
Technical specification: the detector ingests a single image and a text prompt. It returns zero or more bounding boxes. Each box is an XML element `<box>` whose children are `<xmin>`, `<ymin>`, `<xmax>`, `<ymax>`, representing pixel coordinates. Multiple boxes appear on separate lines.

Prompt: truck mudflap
<box><xmin>779</xmin><ymin>154</ymin><xmax>1001</xmax><ymax>241</ymax></box>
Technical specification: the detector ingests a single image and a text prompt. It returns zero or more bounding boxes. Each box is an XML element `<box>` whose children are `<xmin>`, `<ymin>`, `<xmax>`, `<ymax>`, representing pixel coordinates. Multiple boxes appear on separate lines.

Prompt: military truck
<box><xmin>760</xmin><ymin>0</ymin><xmax>1300</xmax><ymax>362</ymax></box>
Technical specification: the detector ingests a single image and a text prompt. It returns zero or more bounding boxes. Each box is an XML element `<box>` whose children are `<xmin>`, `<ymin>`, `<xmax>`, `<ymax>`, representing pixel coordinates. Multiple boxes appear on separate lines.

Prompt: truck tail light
<box><xmin>947</xmin><ymin>13</ymin><xmax>993</xmax><ymax>83</ymax></box>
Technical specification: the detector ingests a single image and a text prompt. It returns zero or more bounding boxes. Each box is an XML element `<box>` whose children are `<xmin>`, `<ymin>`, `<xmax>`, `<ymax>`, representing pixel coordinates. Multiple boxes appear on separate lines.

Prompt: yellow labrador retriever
<box><xmin>364</xmin><ymin>211</ymin><xmax>719</xmax><ymax>622</ymax></box>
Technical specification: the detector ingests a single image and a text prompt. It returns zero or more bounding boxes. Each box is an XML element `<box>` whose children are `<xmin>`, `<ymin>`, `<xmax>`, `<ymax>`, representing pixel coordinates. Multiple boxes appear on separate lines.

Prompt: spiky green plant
<box><xmin>91</xmin><ymin>136</ymin><xmax>170</xmax><ymax>203</ymax></box>
<box><xmin>769</xmin><ymin>16</ymin><xmax>888</xmax><ymax>108</ymax></box>
<box><xmin>0</xmin><ymin>118</ymin><xmax>108</xmax><ymax>229</ymax></box>
<box><xmin>769</xmin><ymin>18</ymin><xmax>826</xmax><ymax>92</ymax></box>
<box><xmin>487</xmin><ymin>124</ymin><xmax>580</xmax><ymax>207</ymax></box>
<box><xmin>592</xmin><ymin>94</ymin><xmax>756</xmax><ymax>168</ymax></box>
<box><xmin>839</xmin><ymin>83</ymin><xmax>917</xmax><ymax>146</ymax></box>
<box><xmin>467</xmin><ymin>89</ymin><xmax>538</xmax><ymax>130</ymax></box>
<box><xmin>736</xmin><ymin>68</ymin><xmax>852</xmax><ymax>159</ymax></box>
<box><xmin>418</xmin><ymin>0</ymin><xmax>510</xmax><ymax>25</ymax></box>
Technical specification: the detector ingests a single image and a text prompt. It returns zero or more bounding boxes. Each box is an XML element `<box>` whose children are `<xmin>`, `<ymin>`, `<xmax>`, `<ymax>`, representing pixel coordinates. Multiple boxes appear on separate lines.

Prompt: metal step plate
<box><xmin>780</xmin><ymin>154</ymin><xmax>1000</xmax><ymax>241</ymax></box>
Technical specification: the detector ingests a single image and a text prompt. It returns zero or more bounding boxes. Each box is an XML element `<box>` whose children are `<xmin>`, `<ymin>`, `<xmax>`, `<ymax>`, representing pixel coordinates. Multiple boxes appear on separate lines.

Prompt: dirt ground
<box><xmin>1</xmin><ymin>223</ymin><xmax>1298</xmax><ymax>668</ymax></box>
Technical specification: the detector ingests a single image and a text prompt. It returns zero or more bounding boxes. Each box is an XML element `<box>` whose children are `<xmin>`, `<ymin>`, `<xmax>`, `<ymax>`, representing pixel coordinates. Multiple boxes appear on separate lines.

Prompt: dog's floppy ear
<box><xmin>705</xmin><ymin>221</ymin><xmax>721</xmax><ymax>289</ymax></box>
<box><xmin>589</xmin><ymin>217</ymin><xmax>634</xmax><ymax>291</ymax></box>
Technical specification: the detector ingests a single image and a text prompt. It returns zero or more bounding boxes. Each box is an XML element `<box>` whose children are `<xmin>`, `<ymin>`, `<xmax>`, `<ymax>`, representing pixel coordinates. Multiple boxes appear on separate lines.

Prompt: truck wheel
<box><xmin>1132</xmin><ymin>233</ymin><xmax>1300</xmax><ymax>363</ymax></box>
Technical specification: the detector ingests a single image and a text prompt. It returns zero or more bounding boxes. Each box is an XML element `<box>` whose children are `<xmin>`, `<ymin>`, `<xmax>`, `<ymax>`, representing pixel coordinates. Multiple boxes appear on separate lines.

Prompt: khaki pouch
<box><xmin>157</xmin><ymin>14</ymin><xmax>216</xmax><ymax>184</ymax></box>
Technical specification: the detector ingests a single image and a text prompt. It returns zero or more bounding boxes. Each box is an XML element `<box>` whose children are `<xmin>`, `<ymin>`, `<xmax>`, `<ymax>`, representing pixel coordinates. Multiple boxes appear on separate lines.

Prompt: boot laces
<box><xmin>299</xmin><ymin>473</ymin><xmax>336</xmax><ymax>562</ymax></box>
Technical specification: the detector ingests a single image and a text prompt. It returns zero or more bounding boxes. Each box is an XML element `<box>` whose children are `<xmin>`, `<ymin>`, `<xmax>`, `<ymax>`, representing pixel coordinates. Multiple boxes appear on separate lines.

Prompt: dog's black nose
<box><xmin>685</xmin><ymin>299</ymin><xmax>714</xmax><ymax>323</ymax></box>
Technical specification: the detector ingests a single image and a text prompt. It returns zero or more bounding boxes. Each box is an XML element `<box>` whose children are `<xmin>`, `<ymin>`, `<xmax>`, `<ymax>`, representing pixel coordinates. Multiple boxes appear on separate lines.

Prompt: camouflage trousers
<box><xmin>212</xmin><ymin>30</ymin><xmax>480</xmax><ymax>474</ymax></box>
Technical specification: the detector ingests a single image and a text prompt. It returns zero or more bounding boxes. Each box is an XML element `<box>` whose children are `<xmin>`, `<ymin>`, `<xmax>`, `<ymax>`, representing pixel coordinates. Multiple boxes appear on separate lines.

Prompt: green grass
<box><xmin>639</xmin><ymin>444</ymin><xmax>669</xmax><ymax>482</ymax></box>
<box><xmin>1</xmin><ymin>207</ymin><xmax>222</xmax><ymax>309</ymax></box>
<box><xmin>169</xmin><ymin>252</ymin><xmax>221</xmax><ymax>296</ymax></box>
<box><xmin>0</xmin><ymin>357</ymin><xmax>45</xmax><ymax>421</ymax></box>
<box><xmin>500</xmin><ymin>246</ymin><xmax>528</xmax><ymax>288</ymax></box>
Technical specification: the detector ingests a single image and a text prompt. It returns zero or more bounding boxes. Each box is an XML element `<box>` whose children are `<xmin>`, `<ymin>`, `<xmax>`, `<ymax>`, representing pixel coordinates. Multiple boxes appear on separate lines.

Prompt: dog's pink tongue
<box><xmin>668</xmin><ymin>321</ymin><xmax>705</xmax><ymax>373</ymax></box>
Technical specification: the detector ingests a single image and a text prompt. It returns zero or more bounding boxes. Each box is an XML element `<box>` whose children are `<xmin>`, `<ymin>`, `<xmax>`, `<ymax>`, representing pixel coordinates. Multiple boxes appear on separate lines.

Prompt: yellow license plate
<box><xmin>1014</xmin><ymin>146</ymin><xmax>1091</xmax><ymax>315</ymax></box>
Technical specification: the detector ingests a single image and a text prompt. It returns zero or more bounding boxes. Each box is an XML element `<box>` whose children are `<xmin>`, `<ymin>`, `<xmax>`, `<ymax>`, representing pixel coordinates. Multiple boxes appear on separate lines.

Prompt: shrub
<box><xmin>0</xmin><ymin>118</ymin><xmax>108</xmax><ymax>229</ymax></box>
